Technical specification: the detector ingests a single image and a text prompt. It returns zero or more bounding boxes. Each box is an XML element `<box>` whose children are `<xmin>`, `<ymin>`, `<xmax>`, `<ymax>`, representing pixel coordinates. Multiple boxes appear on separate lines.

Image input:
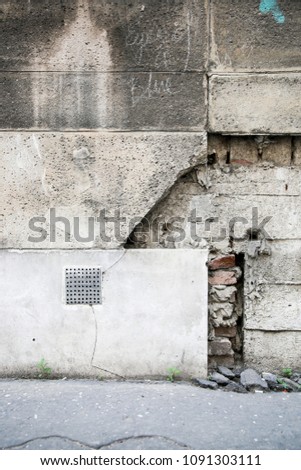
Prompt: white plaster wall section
<box><xmin>0</xmin><ymin>250</ymin><xmax>208</xmax><ymax>378</ymax></box>
<box><xmin>92</xmin><ymin>249</ymin><xmax>208</xmax><ymax>378</ymax></box>
<box><xmin>0</xmin><ymin>250</ymin><xmax>124</xmax><ymax>375</ymax></box>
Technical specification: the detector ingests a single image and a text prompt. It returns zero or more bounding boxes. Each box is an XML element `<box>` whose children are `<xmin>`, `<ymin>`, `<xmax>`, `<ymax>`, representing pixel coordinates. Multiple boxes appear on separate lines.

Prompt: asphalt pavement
<box><xmin>0</xmin><ymin>380</ymin><xmax>301</xmax><ymax>450</ymax></box>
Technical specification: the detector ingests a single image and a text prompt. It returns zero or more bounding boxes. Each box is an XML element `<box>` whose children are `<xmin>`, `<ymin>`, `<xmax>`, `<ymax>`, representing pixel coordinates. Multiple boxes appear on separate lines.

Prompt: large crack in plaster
<box><xmin>91</xmin><ymin>251</ymin><xmax>127</xmax><ymax>379</ymax></box>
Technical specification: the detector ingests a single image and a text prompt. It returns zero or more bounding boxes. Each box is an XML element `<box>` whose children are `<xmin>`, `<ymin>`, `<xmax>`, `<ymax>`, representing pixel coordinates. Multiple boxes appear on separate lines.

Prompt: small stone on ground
<box><xmin>193</xmin><ymin>378</ymin><xmax>218</xmax><ymax>390</ymax></box>
<box><xmin>209</xmin><ymin>372</ymin><xmax>230</xmax><ymax>385</ymax></box>
<box><xmin>240</xmin><ymin>369</ymin><xmax>268</xmax><ymax>391</ymax></box>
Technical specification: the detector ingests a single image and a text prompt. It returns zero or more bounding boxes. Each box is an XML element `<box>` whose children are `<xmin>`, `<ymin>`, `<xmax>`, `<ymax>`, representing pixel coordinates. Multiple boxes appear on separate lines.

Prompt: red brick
<box><xmin>208</xmin><ymin>270</ymin><xmax>237</xmax><ymax>286</ymax></box>
<box><xmin>208</xmin><ymin>255</ymin><xmax>236</xmax><ymax>270</ymax></box>
<box><xmin>231</xmin><ymin>159</ymin><xmax>254</xmax><ymax>166</ymax></box>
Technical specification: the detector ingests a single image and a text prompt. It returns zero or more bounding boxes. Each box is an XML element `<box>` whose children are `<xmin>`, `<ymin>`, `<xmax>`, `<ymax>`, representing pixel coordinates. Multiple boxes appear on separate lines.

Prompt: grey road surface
<box><xmin>0</xmin><ymin>380</ymin><xmax>300</xmax><ymax>450</ymax></box>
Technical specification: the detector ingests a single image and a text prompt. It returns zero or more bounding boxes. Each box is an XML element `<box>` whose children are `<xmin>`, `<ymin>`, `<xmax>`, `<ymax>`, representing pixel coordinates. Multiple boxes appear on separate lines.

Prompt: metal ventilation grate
<box><xmin>65</xmin><ymin>267</ymin><xmax>101</xmax><ymax>305</ymax></box>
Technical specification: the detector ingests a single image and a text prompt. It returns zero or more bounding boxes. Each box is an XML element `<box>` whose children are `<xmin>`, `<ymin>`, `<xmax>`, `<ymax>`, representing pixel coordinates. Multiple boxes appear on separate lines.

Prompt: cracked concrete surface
<box><xmin>1</xmin><ymin>380</ymin><xmax>301</xmax><ymax>450</ymax></box>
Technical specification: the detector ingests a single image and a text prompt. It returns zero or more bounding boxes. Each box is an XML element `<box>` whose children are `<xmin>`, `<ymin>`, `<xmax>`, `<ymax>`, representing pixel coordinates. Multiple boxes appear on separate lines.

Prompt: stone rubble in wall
<box><xmin>208</xmin><ymin>254</ymin><xmax>243</xmax><ymax>367</ymax></box>
<box><xmin>193</xmin><ymin>367</ymin><xmax>301</xmax><ymax>393</ymax></box>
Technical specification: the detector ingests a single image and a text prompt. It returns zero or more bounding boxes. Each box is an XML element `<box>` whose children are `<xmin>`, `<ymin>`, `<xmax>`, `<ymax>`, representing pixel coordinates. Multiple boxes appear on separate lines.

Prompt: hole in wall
<box><xmin>207</xmin><ymin>152</ymin><xmax>217</xmax><ymax>165</ymax></box>
<box><xmin>246</xmin><ymin>228</ymin><xmax>260</xmax><ymax>241</ymax></box>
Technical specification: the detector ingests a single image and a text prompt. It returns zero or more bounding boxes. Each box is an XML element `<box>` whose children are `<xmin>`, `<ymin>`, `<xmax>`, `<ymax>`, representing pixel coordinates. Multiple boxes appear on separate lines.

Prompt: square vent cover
<box><xmin>65</xmin><ymin>267</ymin><xmax>101</xmax><ymax>305</ymax></box>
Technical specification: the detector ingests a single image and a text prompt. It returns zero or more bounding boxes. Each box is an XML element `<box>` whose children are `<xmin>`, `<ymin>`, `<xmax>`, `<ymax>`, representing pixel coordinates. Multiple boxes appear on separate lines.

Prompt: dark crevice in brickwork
<box><xmin>226</xmin><ymin>150</ymin><xmax>231</xmax><ymax>165</ymax></box>
<box><xmin>291</xmin><ymin>136</ymin><xmax>297</xmax><ymax>165</ymax></box>
<box><xmin>235</xmin><ymin>253</ymin><xmax>245</xmax><ymax>364</ymax></box>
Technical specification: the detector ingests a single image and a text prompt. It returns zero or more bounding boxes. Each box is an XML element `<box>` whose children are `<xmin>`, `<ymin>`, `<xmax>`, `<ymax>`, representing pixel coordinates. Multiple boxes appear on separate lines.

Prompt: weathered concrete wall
<box><xmin>209</xmin><ymin>0</ymin><xmax>301</xmax><ymax>134</ymax></box>
<box><xmin>0</xmin><ymin>0</ymin><xmax>207</xmax><ymax>250</ymax></box>
<box><xmin>1</xmin><ymin>0</ymin><xmax>301</xmax><ymax>375</ymax></box>
<box><xmin>0</xmin><ymin>132</ymin><xmax>206</xmax><ymax>249</ymax></box>
<box><xmin>1</xmin><ymin>0</ymin><xmax>207</xmax><ymax>131</ymax></box>
<box><xmin>0</xmin><ymin>249</ymin><xmax>208</xmax><ymax>378</ymax></box>
<box><xmin>129</xmin><ymin>136</ymin><xmax>301</xmax><ymax>370</ymax></box>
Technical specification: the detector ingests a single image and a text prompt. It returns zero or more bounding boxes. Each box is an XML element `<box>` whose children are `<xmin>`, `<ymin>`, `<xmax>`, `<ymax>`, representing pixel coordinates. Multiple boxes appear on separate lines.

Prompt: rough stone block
<box><xmin>209</xmin><ymin>372</ymin><xmax>230</xmax><ymax>385</ymax></box>
<box><xmin>240</xmin><ymin>369</ymin><xmax>268</xmax><ymax>391</ymax></box>
<box><xmin>210</xmin><ymin>0</ymin><xmax>301</xmax><ymax>72</ymax></box>
<box><xmin>262</xmin><ymin>372</ymin><xmax>278</xmax><ymax>384</ymax></box>
<box><xmin>1</xmin><ymin>72</ymin><xmax>205</xmax><ymax>131</ymax></box>
<box><xmin>209</xmin><ymin>303</ymin><xmax>236</xmax><ymax>328</ymax></box>
<box><xmin>208</xmin><ymin>255</ymin><xmax>236</xmax><ymax>270</ymax></box>
<box><xmin>0</xmin><ymin>131</ymin><xmax>206</xmax><ymax>249</ymax></box>
<box><xmin>244</xmin><ymin>330</ymin><xmax>301</xmax><ymax>370</ymax></box>
<box><xmin>230</xmin><ymin>137</ymin><xmax>258</xmax><ymax>165</ymax></box>
<box><xmin>209</xmin><ymin>286</ymin><xmax>237</xmax><ymax>303</ymax></box>
<box><xmin>208</xmin><ymin>338</ymin><xmax>233</xmax><ymax>356</ymax></box>
<box><xmin>217</xmin><ymin>366</ymin><xmax>235</xmax><ymax>378</ymax></box>
<box><xmin>193</xmin><ymin>378</ymin><xmax>218</xmax><ymax>390</ymax></box>
<box><xmin>261</xmin><ymin>137</ymin><xmax>292</xmax><ymax>165</ymax></box>
<box><xmin>224</xmin><ymin>382</ymin><xmax>247</xmax><ymax>394</ymax></box>
<box><xmin>214</xmin><ymin>327</ymin><xmax>237</xmax><ymax>338</ymax></box>
<box><xmin>0</xmin><ymin>249</ymin><xmax>208</xmax><ymax>378</ymax></box>
<box><xmin>208</xmin><ymin>270</ymin><xmax>237</xmax><ymax>286</ymax></box>
<box><xmin>209</xmin><ymin>74</ymin><xmax>301</xmax><ymax>134</ymax></box>
<box><xmin>0</xmin><ymin>0</ymin><xmax>207</xmax><ymax>72</ymax></box>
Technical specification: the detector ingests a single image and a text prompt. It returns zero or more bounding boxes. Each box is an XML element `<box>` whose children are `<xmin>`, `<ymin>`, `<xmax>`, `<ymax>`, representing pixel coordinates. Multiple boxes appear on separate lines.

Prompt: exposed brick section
<box><xmin>208</xmin><ymin>255</ymin><xmax>236</xmax><ymax>270</ymax></box>
<box><xmin>261</xmin><ymin>137</ymin><xmax>291</xmax><ymax>165</ymax></box>
<box><xmin>230</xmin><ymin>159</ymin><xmax>254</xmax><ymax>166</ymax></box>
<box><xmin>208</xmin><ymin>251</ymin><xmax>243</xmax><ymax>369</ymax></box>
<box><xmin>209</xmin><ymin>270</ymin><xmax>237</xmax><ymax>285</ymax></box>
<box><xmin>230</xmin><ymin>137</ymin><xmax>258</xmax><ymax>165</ymax></box>
<box><xmin>208</xmin><ymin>338</ymin><xmax>234</xmax><ymax>356</ymax></box>
<box><xmin>215</xmin><ymin>326</ymin><xmax>237</xmax><ymax>338</ymax></box>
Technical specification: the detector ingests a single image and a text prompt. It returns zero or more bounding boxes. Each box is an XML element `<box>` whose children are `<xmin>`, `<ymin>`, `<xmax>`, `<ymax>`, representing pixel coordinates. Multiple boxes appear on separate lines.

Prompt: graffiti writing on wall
<box><xmin>259</xmin><ymin>0</ymin><xmax>285</xmax><ymax>24</ymax></box>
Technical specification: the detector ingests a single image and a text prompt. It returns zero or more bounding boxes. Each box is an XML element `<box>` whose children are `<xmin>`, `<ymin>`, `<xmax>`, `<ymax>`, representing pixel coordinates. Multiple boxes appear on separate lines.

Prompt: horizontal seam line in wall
<box><xmin>256</xmin><ymin>282</ymin><xmax>301</xmax><ymax>286</ymax></box>
<box><xmin>0</xmin><ymin>70</ymin><xmax>205</xmax><ymax>74</ymax></box>
<box><xmin>208</xmin><ymin>71</ymin><xmax>301</xmax><ymax>76</ymax></box>
<box><xmin>207</xmin><ymin>193</ymin><xmax>300</xmax><ymax>197</ymax></box>
<box><xmin>0</xmin><ymin>249</ymin><xmax>125</xmax><ymax>252</ymax></box>
<box><xmin>0</xmin><ymin>129</ymin><xmax>205</xmax><ymax>133</ymax></box>
<box><xmin>244</xmin><ymin>328</ymin><xmax>301</xmax><ymax>332</ymax></box>
<box><xmin>208</xmin><ymin>194</ymin><xmax>301</xmax><ymax>198</ymax></box>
